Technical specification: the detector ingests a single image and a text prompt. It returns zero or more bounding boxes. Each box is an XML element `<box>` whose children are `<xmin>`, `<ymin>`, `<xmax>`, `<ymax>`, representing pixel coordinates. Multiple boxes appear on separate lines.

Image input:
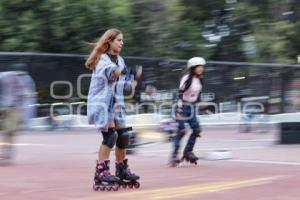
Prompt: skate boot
<box><xmin>181</xmin><ymin>151</ymin><xmax>199</xmax><ymax>165</ymax></box>
<box><xmin>93</xmin><ymin>160</ymin><xmax>120</xmax><ymax>191</ymax></box>
<box><xmin>169</xmin><ymin>145</ymin><xmax>181</xmax><ymax>167</ymax></box>
<box><xmin>169</xmin><ymin>156</ymin><xmax>181</xmax><ymax>167</ymax></box>
<box><xmin>116</xmin><ymin>158</ymin><xmax>140</xmax><ymax>189</ymax></box>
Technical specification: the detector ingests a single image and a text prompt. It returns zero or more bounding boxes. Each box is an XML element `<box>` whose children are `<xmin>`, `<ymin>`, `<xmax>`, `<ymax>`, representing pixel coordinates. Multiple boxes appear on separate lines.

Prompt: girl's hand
<box><xmin>177</xmin><ymin>99</ymin><xmax>183</xmax><ymax>109</ymax></box>
<box><xmin>131</xmin><ymin>80</ymin><xmax>138</xmax><ymax>92</ymax></box>
<box><xmin>176</xmin><ymin>99</ymin><xmax>183</xmax><ymax>118</ymax></box>
<box><xmin>135</xmin><ymin>65</ymin><xmax>143</xmax><ymax>80</ymax></box>
<box><xmin>114</xmin><ymin>68</ymin><xmax>122</xmax><ymax>77</ymax></box>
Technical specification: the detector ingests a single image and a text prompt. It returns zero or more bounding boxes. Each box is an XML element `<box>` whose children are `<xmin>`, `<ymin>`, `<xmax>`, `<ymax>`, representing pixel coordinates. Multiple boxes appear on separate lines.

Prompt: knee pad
<box><xmin>192</xmin><ymin>127</ymin><xmax>201</xmax><ymax>137</ymax></box>
<box><xmin>116</xmin><ymin>128</ymin><xmax>131</xmax><ymax>149</ymax></box>
<box><xmin>102</xmin><ymin>128</ymin><xmax>117</xmax><ymax>148</ymax></box>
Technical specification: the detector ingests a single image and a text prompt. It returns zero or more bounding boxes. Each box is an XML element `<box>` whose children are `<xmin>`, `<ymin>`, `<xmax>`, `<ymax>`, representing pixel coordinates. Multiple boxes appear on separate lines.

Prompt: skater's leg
<box><xmin>183</xmin><ymin>107</ymin><xmax>201</xmax><ymax>162</ymax></box>
<box><xmin>115</xmin><ymin>148</ymin><xmax>126</xmax><ymax>163</ymax></box>
<box><xmin>183</xmin><ymin>127</ymin><xmax>201</xmax><ymax>154</ymax></box>
<box><xmin>93</xmin><ymin>121</ymin><xmax>120</xmax><ymax>191</ymax></box>
<box><xmin>172</xmin><ymin>127</ymin><xmax>185</xmax><ymax>157</ymax></box>
<box><xmin>184</xmin><ymin>117</ymin><xmax>201</xmax><ymax>153</ymax></box>
<box><xmin>185</xmin><ymin>105</ymin><xmax>201</xmax><ymax>150</ymax></box>
<box><xmin>115</xmin><ymin>125</ymin><xmax>140</xmax><ymax>186</ymax></box>
<box><xmin>170</xmin><ymin>120</ymin><xmax>185</xmax><ymax>166</ymax></box>
<box><xmin>173</xmin><ymin>117</ymin><xmax>185</xmax><ymax>148</ymax></box>
<box><xmin>5</xmin><ymin>134</ymin><xmax>14</xmax><ymax>156</ymax></box>
<box><xmin>99</xmin><ymin>126</ymin><xmax>117</xmax><ymax>161</ymax></box>
<box><xmin>1</xmin><ymin>133</ymin><xmax>14</xmax><ymax>160</ymax></box>
<box><xmin>1</xmin><ymin>107</ymin><xmax>20</xmax><ymax>160</ymax></box>
<box><xmin>115</xmin><ymin>124</ymin><xmax>128</xmax><ymax>162</ymax></box>
<box><xmin>98</xmin><ymin>145</ymin><xmax>111</xmax><ymax>161</ymax></box>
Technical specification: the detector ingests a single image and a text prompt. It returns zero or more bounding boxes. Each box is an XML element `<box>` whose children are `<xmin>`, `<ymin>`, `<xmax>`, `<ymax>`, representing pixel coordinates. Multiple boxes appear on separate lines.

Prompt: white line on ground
<box><xmin>228</xmin><ymin>159</ymin><xmax>300</xmax><ymax>166</ymax></box>
<box><xmin>140</xmin><ymin>146</ymin><xmax>267</xmax><ymax>154</ymax></box>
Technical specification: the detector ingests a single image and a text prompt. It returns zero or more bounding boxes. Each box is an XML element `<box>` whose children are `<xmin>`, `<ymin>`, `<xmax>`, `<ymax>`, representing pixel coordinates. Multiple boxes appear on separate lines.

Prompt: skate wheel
<box><xmin>133</xmin><ymin>182</ymin><xmax>140</xmax><ymax>189</ymax></box>
<box><xmin>112</xmin><ymin>184</ymin><xmax>119</xmax><ymax>191</ymax></box>
<box><xmin>168</xmin><ymin>160</ymin><xmax>180</xmax><ymax>167</ymax></box>
<box><xmin>172</xmin><ymin>164</ymin><xmax>179</xmax><ymax>167</ymax></box>
<box><xmin>93</xmin><ymin>184</ymin><xmax>99</xmax><ymax>191</ymax></box>
<box><xmin>99</xmin><ymin>185</ymin><xmax>105</xmax><ymax>191</ymax></box>
<box><xmin>120</xmin><ymin>182</ymin><xmax>127</xmax><ymax>188</ymax></box>
<box><xmin>169</xmin><ymin>163</ymin><xmax>174</xmax><ymax>167</ymax></box>
<box><xmin>128</xmin><ymin>182</ymin><xmax>134</xmax><ymax>189</ymax></box>
<box><xmin>118</xmin><ymin>181</ymin><xmax>127</xmax><ymax>188</ymax></box>
<box><xmin>106</xmin><ymin>186</ymin><xmax>112</xmax><ymax>191</ymax></box>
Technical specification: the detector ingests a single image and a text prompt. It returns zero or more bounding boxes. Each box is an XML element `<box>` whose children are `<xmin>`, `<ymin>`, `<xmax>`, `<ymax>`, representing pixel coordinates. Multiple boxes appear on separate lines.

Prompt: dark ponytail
<box><xmin>183</xmin><ymin>70</ymin><xmax>194</xmax><ymax>92</ymax></box>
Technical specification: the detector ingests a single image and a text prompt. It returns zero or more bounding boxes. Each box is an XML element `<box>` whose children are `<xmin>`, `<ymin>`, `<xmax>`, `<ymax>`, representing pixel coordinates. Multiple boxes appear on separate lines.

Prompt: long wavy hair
<box><xmin>85</xmin><ymin>28</ymin><xmax>122</xmax><ymax>70</ymax></box>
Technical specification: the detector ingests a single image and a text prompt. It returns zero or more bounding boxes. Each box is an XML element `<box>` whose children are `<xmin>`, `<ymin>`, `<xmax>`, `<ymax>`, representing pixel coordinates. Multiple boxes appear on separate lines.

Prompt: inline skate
<box><xmin>181</xmin><ymin>151</ymin><xmax>199</xmax><ymax>165</ymax></box>
<box><xmin>116</xmin><ymin>158</ymin><xmax>140</xmax><ymax>189</ymax></box>
<box><xmin>169</xmin><ymin>145</ymin><xmax>181</xmax><ymax>167</ymax></box>
<box><xmin>93</xmin><ymin>160</ymin><xmax>120</xmax><ymax>191</ymax></box>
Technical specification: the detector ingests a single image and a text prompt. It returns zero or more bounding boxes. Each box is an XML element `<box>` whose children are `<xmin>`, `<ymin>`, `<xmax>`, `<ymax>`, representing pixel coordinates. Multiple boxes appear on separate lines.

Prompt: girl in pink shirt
<box><xmin>170</xmin><ymin>57</ymin><xmax>205</xmax><ymax>167</ymax></box>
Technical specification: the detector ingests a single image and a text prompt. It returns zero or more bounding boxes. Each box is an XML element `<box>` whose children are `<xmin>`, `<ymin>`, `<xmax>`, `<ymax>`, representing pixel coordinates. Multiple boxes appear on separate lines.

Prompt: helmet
<box><xmin>187</xmin><ymin>57</ymin><xmax>206</xmax><ymax>69</ymax></box>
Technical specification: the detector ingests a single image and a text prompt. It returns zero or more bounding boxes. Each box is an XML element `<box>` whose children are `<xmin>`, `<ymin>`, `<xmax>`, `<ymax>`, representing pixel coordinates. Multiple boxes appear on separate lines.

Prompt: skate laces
<box><xmin>126</xmin><ymin>167</ymin><xmax>131</xmax><ymax>174</ymax></box>
<box><xmin>97</xmin><ymin>162</ymin><xmax>112</xmax><ymax>177</ymax></box>
<box><xmin>122</xmin><ymin>163</ymin><xmax>132</xmax><ymax>174</ymax></box>
<box><xmin>104</xmin><ymin>170</ymin><xmax>111</xmax><ymax>176</ymax></box>
<box><xmin>99</xmin><ymin>170</ymin><xmax>111</xmax><ymax>177</ymax></box>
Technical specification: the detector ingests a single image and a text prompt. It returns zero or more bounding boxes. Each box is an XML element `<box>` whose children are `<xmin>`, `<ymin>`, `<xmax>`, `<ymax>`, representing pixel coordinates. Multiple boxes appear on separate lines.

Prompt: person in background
<box><xmin>11</xmin><ymin>63</ymin><xmax>37</xmax><ymax>130</ymax></box>
<box><xmin>170</xmin><ymin>57</ymin><xmax>205</xmax><ymax>167</ymax></box>
<box><xmin>0</xmin><ymin>67</ymin><xmax>24</xmax><ymax>161</ymax></box>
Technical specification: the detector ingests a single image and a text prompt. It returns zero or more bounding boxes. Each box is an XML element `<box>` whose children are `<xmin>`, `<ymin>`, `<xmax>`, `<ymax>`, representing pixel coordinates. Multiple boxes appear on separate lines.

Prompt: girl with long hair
<box><xmin>170</xmin><ymin>57</ymin><xmax>205</xmax><ymax>167</ymax></box>
<box><xmin>86</xmin><ymin>28</ymin><xmax>142</xmax><ymax>190</ymax></box>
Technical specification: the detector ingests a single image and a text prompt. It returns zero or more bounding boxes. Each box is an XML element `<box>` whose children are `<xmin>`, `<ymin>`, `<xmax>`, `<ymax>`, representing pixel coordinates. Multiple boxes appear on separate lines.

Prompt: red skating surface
<box><xmin>1</xmin><ymin>126</ymin><xmax>300</xmax><ymax>200</ymax></box>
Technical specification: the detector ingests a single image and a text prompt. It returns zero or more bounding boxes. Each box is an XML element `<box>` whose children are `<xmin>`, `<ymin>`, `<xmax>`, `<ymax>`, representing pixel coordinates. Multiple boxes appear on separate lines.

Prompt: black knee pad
<box><xmin>116</xmin><ymin>128</ymin><xmax>131</xmax><ymax>149</ymax></box>
<box><xmin>102</xmin><ymin>128</ymin><xmax>117</xmax><ymax>148</ymax></box>
<box><xmin>192</xmin><ymin>127</ymin><xmax>201</xmax><ymax>137</ymax></box>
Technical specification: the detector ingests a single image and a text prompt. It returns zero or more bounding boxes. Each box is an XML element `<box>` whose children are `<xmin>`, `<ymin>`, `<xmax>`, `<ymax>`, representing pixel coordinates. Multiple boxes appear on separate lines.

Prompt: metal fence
<box><xmin>1</xmin><ymin>52</ymin><xmax>300</xmax><ymax>116</ymax></box>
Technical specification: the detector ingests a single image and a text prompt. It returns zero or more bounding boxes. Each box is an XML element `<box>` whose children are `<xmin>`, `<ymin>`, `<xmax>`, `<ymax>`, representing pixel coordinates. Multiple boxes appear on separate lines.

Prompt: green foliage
<box><xmin>0</xmin><ymin>0</ymin><xmax>299</xmax><ymax>62</ymax></box>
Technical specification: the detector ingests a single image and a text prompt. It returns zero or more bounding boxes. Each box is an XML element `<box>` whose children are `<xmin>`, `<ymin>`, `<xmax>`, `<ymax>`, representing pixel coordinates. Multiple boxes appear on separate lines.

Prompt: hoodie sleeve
<box><xmin>95</xmin><ymin>56</ymin><xmax>118</xmax><ymax>81</ymax></box>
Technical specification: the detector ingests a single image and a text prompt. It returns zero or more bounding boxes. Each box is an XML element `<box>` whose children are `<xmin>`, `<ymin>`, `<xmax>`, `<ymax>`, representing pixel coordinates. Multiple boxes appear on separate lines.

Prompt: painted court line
<box><xmin>0</xmin><ymin>142</ymin><xmax>56</xmax><ymax>147</ymax></box>
<box><xmin>229</xmin><ymin>159</ymin><xmax>300</xmax><ymax>166</ymax></box>
<box><xmin>79</xmin><ymin>176</ymin><xmax>279</xmax><ymax>200</ymax></box>
<box><xmin>140</xmin><ymin>146</ymin><xmax>267</xmax><ymax>154</ymax></box>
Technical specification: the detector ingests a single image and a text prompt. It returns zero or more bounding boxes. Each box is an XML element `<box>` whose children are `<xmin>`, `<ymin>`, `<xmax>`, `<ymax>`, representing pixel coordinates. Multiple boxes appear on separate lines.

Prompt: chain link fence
<box><xmin>1</xmin><ymin>52</ymin><xmax>300</xmax><ymax>117</ymax></box>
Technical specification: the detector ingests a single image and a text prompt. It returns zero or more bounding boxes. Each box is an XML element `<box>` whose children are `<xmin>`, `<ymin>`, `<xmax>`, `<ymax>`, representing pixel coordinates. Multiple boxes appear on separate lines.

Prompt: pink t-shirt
<box><xmin>179</xmin><ymin>74</ymin><xmax>202</xmax><ymax>103</ymax></box>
